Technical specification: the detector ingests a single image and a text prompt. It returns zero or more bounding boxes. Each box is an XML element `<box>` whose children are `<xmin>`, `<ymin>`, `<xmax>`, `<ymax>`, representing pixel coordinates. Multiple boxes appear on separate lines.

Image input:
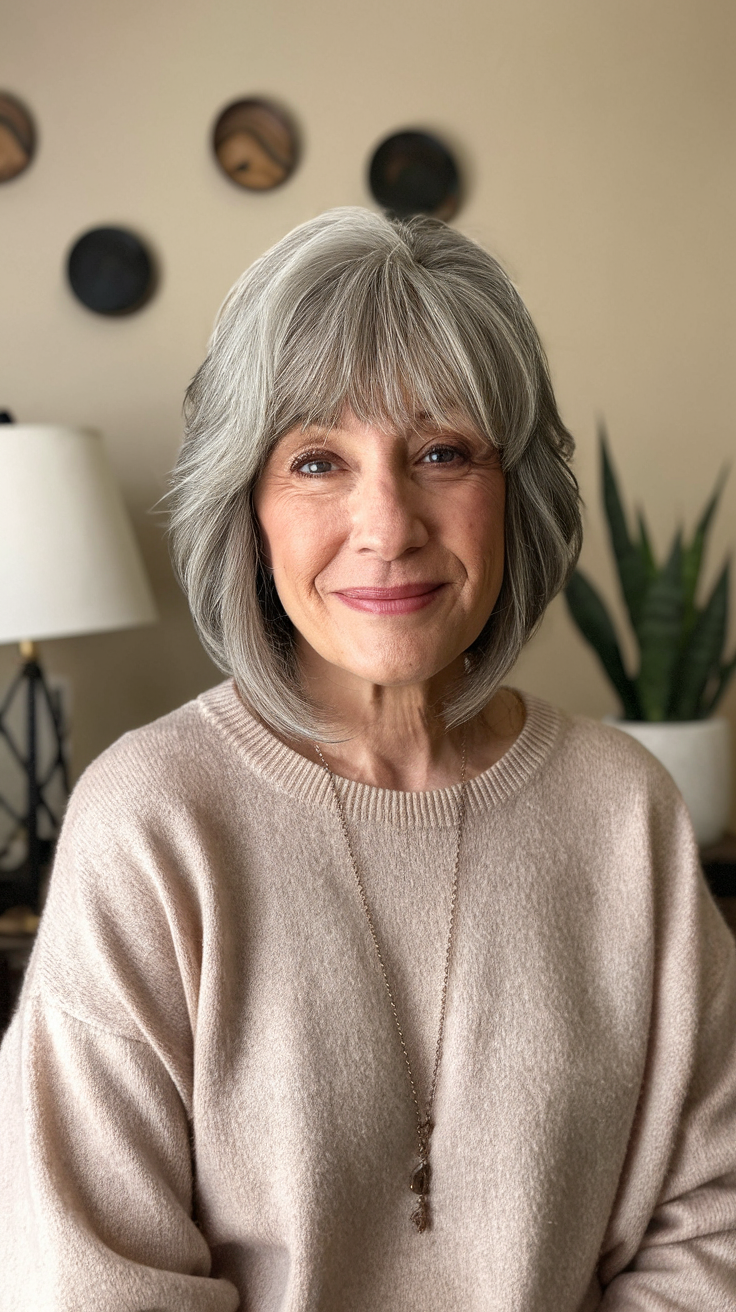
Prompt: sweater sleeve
<box><xmin>0</xmin><ymin>743</ymin><xmax>240</xmax><ymax>1312</ymax></box>
<box><xmin>0</xmin><ymin>1002</ymin><xmax>239</xmax><ymax>1311</ymax></box>
<box><xmin>597</xmin><ymin>802</ymin><xmax>736</xmax><ymax>1309</ymax></box>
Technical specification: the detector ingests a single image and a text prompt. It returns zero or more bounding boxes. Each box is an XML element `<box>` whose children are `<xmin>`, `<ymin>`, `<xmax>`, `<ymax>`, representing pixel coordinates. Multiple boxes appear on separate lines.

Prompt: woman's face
<box><xmin>253</xmin><ymin>409</ymin><xmax>506</xmax><ymax>693</ymax></box>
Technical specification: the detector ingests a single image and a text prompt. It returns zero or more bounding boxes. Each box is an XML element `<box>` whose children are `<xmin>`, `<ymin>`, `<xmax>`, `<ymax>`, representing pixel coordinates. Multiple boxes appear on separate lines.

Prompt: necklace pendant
<box><xmin>410</xmin><ymin>1159</ymin><xmax>431</xmax><ymax>1196</ymax></box>
<box><xmin>411</xmin><ymin>1193</ymin><xmax>429</xmax><ymax>1233</ymax></box>
<box><xmin>410</xmin><ymin>1158</ymin><xmax>431</xmax><ymax>1232</ymax></box>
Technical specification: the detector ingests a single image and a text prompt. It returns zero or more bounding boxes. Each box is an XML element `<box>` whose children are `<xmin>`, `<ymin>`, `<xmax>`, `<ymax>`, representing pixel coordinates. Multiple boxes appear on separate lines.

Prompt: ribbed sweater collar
<box><xmin>197</xmin><ymin>679</ymin><xmax>561</xmax><ymax>830</ymax></box>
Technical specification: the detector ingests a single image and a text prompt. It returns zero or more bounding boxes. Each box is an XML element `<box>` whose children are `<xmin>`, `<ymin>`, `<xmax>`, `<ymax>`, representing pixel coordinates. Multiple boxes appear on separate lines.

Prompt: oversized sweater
<box><xmin>1</xmin><ymin>680</ymin><xmax>736</xmax><ymax>1311</ymax></box>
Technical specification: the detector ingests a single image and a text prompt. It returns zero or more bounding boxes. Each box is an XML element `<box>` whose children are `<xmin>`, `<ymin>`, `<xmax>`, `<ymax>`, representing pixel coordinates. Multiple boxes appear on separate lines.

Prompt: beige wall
<box><xmin>1</xmin><ymin>0</ymin><xmax>735</xmax><ymax>819</ymax></box>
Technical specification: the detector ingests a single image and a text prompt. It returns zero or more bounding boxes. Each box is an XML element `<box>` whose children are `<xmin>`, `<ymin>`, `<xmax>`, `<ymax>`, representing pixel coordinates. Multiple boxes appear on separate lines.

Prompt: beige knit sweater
<box><xmin>2</xmin><ymin>680</ymin><xmax>736</xmax><ymax>1310</ymax></box>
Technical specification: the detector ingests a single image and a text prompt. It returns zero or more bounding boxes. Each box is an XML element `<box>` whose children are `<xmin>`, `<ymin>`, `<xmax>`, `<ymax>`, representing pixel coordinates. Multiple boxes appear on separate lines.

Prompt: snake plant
<box><xmin>564</xmin><ymin>427</ymin><xmax>736</xmax><ymax>721</ymax></box>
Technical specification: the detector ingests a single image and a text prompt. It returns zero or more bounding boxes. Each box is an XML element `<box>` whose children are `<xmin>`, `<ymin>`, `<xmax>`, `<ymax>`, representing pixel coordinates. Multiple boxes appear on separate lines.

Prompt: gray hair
<box><xmin>170</xmin><ymin>207</ymin><xmax>582</xmax><ymax>739</ymax></box>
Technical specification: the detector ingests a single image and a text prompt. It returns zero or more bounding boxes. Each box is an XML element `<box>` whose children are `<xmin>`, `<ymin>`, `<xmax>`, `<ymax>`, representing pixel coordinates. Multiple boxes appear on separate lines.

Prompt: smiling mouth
<box><xmin>333</xmin><ymin>583</ymin><xmax>446</xmax><ymax>615</ymax></box>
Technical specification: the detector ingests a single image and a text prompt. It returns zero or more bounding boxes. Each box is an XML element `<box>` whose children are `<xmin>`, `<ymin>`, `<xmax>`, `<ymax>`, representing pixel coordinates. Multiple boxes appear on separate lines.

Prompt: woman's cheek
<box><xmin>290</xmin><ymin>501</ymin><xmax>346</xmax><ymax>577</ymax></box>
<box><xmin>270</xmin><ymin>505</ymin><xmax>339</xmax><ymax>607</ymax></box>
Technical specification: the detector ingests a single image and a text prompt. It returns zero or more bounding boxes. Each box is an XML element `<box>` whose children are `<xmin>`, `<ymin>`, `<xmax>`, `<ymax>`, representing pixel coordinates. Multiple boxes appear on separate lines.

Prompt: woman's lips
<box><xmin>333</xmin><ymin>583</ymin><xmax>446</xmax><ymax>615</ymax></box>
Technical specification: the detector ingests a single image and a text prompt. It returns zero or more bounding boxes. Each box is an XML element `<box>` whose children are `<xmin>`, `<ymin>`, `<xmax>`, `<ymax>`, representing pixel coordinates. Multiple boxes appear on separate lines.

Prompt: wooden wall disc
<box><xmin>368</xmin><ymin>130</ymin><xmax>460</xmax><ymax>221</ymax></box>
<box><xmin>213</xmin><ymin>98</ymin><xmax>298</xmax><ymax>190</ymax></box>
<box><xmin>67</xmin><ymin>227</ymin><xmax>155</xmax><ymax>316</ymax></box>
<box><xmin>0</xmin><ymin>92</ymin><xmax>36</xmax><ymax>183</ymax></box>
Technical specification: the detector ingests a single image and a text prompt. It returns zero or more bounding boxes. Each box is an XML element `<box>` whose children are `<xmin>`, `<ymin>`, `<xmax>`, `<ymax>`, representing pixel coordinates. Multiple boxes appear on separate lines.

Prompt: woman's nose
<box><xmin>348</xmin><ymin>470</ymin><xmax>430</xmax><ymax>560</ymax></box>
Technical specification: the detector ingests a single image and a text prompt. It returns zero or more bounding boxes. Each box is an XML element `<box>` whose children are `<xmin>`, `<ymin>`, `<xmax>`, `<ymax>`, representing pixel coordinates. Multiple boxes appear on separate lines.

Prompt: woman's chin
<box><xmin>295</xmin><ymin>618</ymin><xmax>472</xmax><ymax>693</ymax></box>
<box><xmin>329</xmin><ymin>645</ymin><xmax>465</xmax><ymax>692</ymax></box>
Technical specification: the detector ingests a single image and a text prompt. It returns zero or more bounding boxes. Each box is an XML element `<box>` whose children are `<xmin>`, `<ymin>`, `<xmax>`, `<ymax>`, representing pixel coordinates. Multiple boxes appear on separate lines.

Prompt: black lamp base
<box><xmin>0</xmin><ymin>647</ymin><xmax>69</xmax><ymax>914</ymax></box>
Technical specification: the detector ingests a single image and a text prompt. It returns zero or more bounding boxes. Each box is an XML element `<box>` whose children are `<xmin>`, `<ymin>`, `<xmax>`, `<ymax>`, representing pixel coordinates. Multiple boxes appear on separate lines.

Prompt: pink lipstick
<box><xmin>334</xmin><ymin>583</ymin><xmax>445</xmax><ymax>615</ymax></box>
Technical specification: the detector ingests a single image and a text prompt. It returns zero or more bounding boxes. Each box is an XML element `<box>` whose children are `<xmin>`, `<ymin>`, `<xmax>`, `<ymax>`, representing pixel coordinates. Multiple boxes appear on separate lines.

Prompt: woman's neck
<box><xmin>288</xmin><ymin>646</ymin><xmax>525</xmax><ymax>790</ymax></box>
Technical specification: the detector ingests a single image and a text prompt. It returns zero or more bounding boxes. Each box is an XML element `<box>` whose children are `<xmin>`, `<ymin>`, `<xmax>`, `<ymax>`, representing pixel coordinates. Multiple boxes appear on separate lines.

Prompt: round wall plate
<box><xmin>67</xmin><ymin>227</ymin><xmax>155</xmax><ymax>316</ymax></box>
<box><xmin>368</xmin><ymin>130</ymin><xmax>460</xmax><ymax>221</ymax></box>
<box><xmin>213</xmin><ymin>97</ymin><xmax>298</xmax><ymax>190</ymax></box>
<box><xmin>0</xmin><ymin>92</ymin><xmax>36</xmax><ymax>183</ymax></box>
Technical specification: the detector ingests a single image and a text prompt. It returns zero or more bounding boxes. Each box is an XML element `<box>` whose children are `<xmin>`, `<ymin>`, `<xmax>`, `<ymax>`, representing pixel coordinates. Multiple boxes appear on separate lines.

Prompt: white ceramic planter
<box><xmin>604</xmin><ymin>716</ymin><xmax>731</xmax><ymax>846</ymax></box>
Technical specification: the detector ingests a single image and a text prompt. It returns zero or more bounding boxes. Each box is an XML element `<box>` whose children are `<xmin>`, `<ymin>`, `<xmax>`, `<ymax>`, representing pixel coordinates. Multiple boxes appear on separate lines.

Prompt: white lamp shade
<box><xmin>0</xmin><ymin>425</ymin><xmax>157</xmax><ymax>645</ymax></box>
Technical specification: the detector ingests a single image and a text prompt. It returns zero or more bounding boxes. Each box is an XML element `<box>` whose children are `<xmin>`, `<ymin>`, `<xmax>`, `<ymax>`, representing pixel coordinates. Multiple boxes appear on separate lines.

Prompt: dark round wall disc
<box><xmin>368</xmin><ymin>130</ymin><xmax>460</xmax><ymax>221</ymax></box>
<box><xmin>66</xmin><ymin>227</ymin><xmax>155</xmax><ymax>316</ymax></box>
<box><xmin>213</xmin><ymin>97</ymin><xmax>298</xmax><ymax>190</ymax></box>
<box><xmin>0</xmin><ymin>92</ymin><xmax>36</xmax><ymax>183</ymax></box>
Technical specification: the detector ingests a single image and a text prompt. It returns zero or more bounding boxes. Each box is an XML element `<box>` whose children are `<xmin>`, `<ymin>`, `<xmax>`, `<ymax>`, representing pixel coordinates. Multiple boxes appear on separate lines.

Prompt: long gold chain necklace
<box><xmin>314</xmin><ymin>736</ymin><xmax>467</xmax><ymax>1234</ymax></box>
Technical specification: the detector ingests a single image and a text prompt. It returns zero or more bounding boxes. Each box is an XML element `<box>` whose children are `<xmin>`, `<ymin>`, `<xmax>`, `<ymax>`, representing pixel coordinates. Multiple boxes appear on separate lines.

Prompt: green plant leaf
<box><xmin>600</xmin><ymin>425</ymin><xmax>650</xmax><ymax>631</ymax></box>
<box><xmin>635</xmin><ymin>534</ymin><xmax>684</xmax><ymax>720</ymax></box>
<box><xmin>669</xmin><ymin>562</ymin><xmax>729</xmax><ymax>720</ymax></box>
<box><xmin>681</xmin><ymin>468</ymin><xmax>728</xmax><ymax>639</ymax></box>
<box><xmin>636</xmin><ymin>511</ymin><xmax>657</xmax><ymax>582</ymax></box>
<box><xmin>565</xmin><ymin>570</ymin><xmax>642</xmax><ymax>719</ymax></box>
<box><xmin>702</xmin><ymin>648</ymin><xmax>736</xmax><ymax>717</ymax></box>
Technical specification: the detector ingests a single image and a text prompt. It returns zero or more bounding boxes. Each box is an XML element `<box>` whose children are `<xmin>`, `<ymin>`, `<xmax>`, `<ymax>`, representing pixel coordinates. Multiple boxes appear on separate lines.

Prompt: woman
<box><xmin>1</xmin><ymin>208</ymin><xmax>735</xmax><ymax>1310</ymax></box>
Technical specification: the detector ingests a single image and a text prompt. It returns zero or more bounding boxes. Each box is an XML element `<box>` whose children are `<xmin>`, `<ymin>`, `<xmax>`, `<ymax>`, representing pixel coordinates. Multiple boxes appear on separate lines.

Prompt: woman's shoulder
<box><xmin>510</xmin><ymin>697</ymin><xmax>707</xmax><ymax>928</ymax></box>
<box><xmin>30</xmin><ymin>687</ymin><xmax>245</xmax><ymax>1051</ymax></box>
<box><xmin>517</xmin><ymin>690</ymin><xmax>688</xmax><ymax>815</ymax></box>
<box><xmin>67</xmin><ymin>679</ymin><xmax>242</xmax><ymax>826</ymax></box>
<box><xmin>557</xmin><ymin>702</ymin><xmax>672</xmax><ymax>773</ymax></box>
<box><xmin>38</xmin><ymin>683</ymin><xmax>247</xmax><ymax>970</ymax></box>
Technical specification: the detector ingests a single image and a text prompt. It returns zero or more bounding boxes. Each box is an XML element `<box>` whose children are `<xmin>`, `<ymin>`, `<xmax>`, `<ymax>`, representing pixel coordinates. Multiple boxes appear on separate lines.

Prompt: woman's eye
<box><xmin>294</xmin><ymin>455</ymin><xmax>337</xmax><ymax>476</ymax></box>
<box><xmin>421</xmin><ymin>445</ymin><xmax>465</xmax><ymax>466</ymax></box>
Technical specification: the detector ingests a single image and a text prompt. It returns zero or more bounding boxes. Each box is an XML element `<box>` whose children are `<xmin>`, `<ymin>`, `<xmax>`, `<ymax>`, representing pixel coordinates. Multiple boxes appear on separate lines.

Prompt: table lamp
<box><xmin>0</xmin><ymin>422</ymin><xmax>157</xmax><ymax>911</ymax></box>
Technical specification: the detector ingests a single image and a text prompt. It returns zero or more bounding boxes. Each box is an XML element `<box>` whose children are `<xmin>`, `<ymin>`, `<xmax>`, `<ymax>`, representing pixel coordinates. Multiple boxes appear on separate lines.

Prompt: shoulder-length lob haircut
<box><xmin>170</xmin><ymin>207</ymin><xmax>582</xmax><ymax>739</ymax></box>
